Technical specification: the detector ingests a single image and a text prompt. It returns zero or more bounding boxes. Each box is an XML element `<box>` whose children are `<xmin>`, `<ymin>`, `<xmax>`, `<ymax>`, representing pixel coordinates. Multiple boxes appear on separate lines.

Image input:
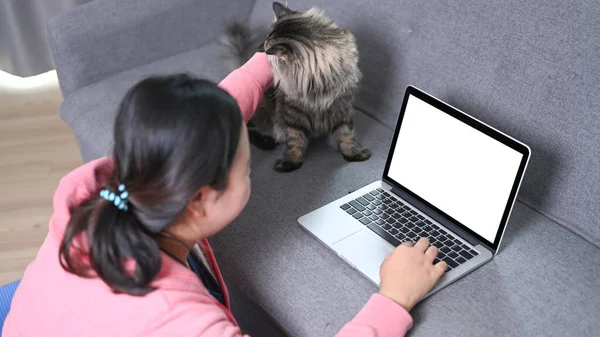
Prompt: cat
<box><xmin>220</xmin><ymin>2</ymin><xmax>371</xmax><ymax>172</ymax></box>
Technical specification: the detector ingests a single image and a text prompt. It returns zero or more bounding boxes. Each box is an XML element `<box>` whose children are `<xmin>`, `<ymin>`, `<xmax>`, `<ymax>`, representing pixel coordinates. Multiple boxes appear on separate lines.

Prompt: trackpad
<box><xmin>332</xmin><ymin>229</ymin><xmax>394</xmax><ymax>285</ymax></box>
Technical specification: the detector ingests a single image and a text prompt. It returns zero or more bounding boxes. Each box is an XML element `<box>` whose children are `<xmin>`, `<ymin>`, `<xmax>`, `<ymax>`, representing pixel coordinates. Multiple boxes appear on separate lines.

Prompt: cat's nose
<box><xmin>257</xmin><ymin>43</ymin><xmax>266</xmax><ymax>52</ymax></box>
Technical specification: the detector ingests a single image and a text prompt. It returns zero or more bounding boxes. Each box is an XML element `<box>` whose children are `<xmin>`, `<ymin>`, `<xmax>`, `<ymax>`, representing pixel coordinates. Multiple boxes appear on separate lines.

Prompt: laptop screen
<box><xmin>386</xmin><ymin>92</ymin><xmax>525</xmax><ymax>244</ymax></box>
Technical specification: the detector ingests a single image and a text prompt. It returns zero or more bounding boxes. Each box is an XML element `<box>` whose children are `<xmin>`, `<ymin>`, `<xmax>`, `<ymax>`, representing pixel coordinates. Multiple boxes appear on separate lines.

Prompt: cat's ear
<box><xmin>273</xmin><ymin>2</ymin><xmax>292</xmax><ymax>19</ymax></box>
<box><xmin>265</xmin><ymin>44</ymin><xmax>290</xmax><ymax>57</ymax></box>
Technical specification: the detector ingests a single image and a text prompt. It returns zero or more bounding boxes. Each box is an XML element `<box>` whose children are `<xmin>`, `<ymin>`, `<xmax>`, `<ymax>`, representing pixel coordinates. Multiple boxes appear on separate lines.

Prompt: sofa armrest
<box><xmin>46</xmin><ymin>0</ymin><xmax>255</xmax><ymax>97</ymax></box>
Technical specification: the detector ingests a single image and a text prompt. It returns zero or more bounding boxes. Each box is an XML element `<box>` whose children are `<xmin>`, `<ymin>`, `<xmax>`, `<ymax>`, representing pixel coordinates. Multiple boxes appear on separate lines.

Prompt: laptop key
<box><xmin>470</xmin><ymin>249</ymin><xmax>479</xmax><ymax>256</ymax></box>
<box><xmin>456</xmin><ymin>257</ymin><xmax>466</xmax><ymax>264</ymax></box>
<box><xmin>399</xmin><ymin>227</ymin><xmax>409</xmax><ymax>234</ymax></box>
<box><xmin>340</xmin><ymin>204</ymin><xmax>351</xmax><ymax>210</ymax></box>
<box><xmin>448</xmin><ymin>252</ymin><xmax>459</xmax><ymax>259</ymax></box>
<box><xmin>399</xmin><ymin>218</ymin><xmax>408</xmax><ymax>224</ymax></box>
<box><xmin>446</xmin><ymin>266</ymin><xmax>453</xmax><ymax>272</ymax></box>
<box><xmin>373</xmin><ymin>209</ymin><xmax>383</xmax><ymax>215</ymax></box>
<box><xmin>430</xmin><ymin>230</ymin><xmax>439</xmax><ymax>236</ymax></box>
<box><xmin>389</xmin><ymin>228</ymin><xmax>399</xmax><ymax>235</ymax></box>
<box><xmin>356</xmin><ymin>197</ymin><xmax>370</xmax><ymax>206</ymax></box>
<box><xmin>426</xmin><ymin>220</ymin><xmax>434</xmax><ymax>225</ymax></box>
<box><xmin>382</xmin><ymin>223</ymin><xmax>392</xmax><ymax>230</ymax></box>
<box><xmin>451</xmin><ymin>245</ymin><xmax>461</xmax><ymax>252</ymax></box>
<box><xmin>438</xmin><ymin>252</ymin><xmax>446</xmax><ymax>259</ymax></box>
<box><xmin>369</xmin><ymin>215</ymin><xmax>379</xmax><ymax>221</ymax></box>
<box><xmin>395</xmin><ymin>233</ymin><xmax>406</xmax><ymax>241</ymax></box>
<box><xmin>417</xmin><ymin>215</ymin><xmax>425</xmax><ymax>220</ymax></box>
<box><xmin>370</xmin><ymin>190</ymin><xmax>380</xmax><ymax>196</ymax></box>
<box><xmin>443</xmin><ymin>258</ymin><xmax>459</xmax><ymax>268</ymax></box>
<box><xmin>349</xmin><ymin>200</ymin><xmax>365</xmax><ymax>211</ymax></box>
<box><xmin>373</xmin><ymin>200</ymin><xmax>382</xmax><ymax>206</ymax></box>
<box><xmin>375</xmin><ymin>219</ymin><xmax>386</xmax><ymax>226</ymax></box>
<box><xmin>381</xmin><ymin>213</ymin><xmax>390</xmax><ymax>219</ymax></box>
<box><xmin>433</xmin><ymin>242</ymin><xmax>444</xmax><ymax>249</ymax></box>
<box><xmin>409</xmin><ymin>216</ymin><xmax>419</xmax><ymax>222</ymax></box>
<box><xmin>405</xmin><ymin>222</ymin><xmax>415</xmax><ymax>229</ymax></box>
<box><xmin>414</xmin><ymin>221</ymin><xmax>425</xmax><ymax>228</ymax></box>
<box><xmin>459</xmin><ymin>250</ymin><xmax>474</xmax><ymax>260</ymax></box>
<box><xmin>392</xmin><ymin>223</ymin><xmax>403</xmax><ymax>229</ymax></box>
<box><xmin>367</xmin><ymin>205</ymin><xmax>376</xmax><ymax>210</ymax></box>
<box><xmin>406</xmin><ymin>231</ymin><xmax>417</xmax><ymax>239</ymax></box>
<box><xmin>434</xmin><ymin>257</ymin><xmax>441</xmax><ymax>264</ymax></box>
<box><xmin>367</xmin><ymin>223</ymin><xmax>400</xmax><ymax>247</ymax></box>
<box><xmin>392</xmin><ymin>213</ymin><xmax>402</xmax><ymax>219</ymax></box>
<box><xmin>363</xmin><ymin>210</ymin><xmax>372</xmax><ymax>216</ymax></box>
<box><xmin>359</xmin><ymin>217</ymin><xmax>371</xmax><ymax>225</ymax></box>
<box><xmin>440</xmin><ymin>247</ymin><xmax>451</xmax><ymax>254</ymax></box>
<box><xmin>363</xmin><ymin>193</ymin><xmax>375</xmax><ymax>201</ymax></box>
<box><xmin>353</xmin><ymin>213</ymin><xmax>363</xmax><ymax>219</ymax></box>
<box><xmin>410</xmin><ymin>210</ymin><xmax>418</xmax><ymax>215</ymax></box>
<box><xmin>346</xmin><ymin>208</ymin><xmax>357</xmax><ymax>215</ymax></box>
<box><xmin>376</xmin><ymin>188</ymin><xmax>384</xmax><ymax>193</ymax></box>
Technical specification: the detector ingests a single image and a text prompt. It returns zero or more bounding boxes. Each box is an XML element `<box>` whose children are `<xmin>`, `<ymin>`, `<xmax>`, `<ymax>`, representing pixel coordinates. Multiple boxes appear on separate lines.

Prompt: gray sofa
<box><xmin>47</xmin><ymin>0</ymin><xmax>600</xmax><ymax>336</ymax></box>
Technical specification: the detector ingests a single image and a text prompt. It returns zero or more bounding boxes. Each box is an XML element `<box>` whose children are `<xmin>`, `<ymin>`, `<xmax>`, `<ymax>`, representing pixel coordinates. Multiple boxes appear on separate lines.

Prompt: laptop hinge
<box><xmin>382</xmin><ymin>178</ymin><xmax>491</xmax><ymax>252</ymax></box>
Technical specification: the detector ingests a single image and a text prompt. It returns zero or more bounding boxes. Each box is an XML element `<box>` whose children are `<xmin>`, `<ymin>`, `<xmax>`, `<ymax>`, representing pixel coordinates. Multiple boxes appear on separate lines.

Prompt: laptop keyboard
<box><xmin>340</xmin><ymin>188</ymin><xmax>479</xmax><ymax>273</ymax></box>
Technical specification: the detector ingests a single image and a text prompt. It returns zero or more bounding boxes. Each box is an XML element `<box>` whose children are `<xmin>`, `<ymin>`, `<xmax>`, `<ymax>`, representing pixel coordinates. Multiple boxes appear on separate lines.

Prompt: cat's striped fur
<box><xmin>221</xmin><ymin>2</ymin><xmax>370</xmax><ymax>172</ymax></box>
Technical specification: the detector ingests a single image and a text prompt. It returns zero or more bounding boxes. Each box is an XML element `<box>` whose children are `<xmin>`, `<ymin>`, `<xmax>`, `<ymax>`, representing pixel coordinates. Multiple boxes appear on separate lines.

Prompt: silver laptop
<box><xmin>299</xmin><ymin>86</ymin><xmax>531</xmax><ymax>298</ymax></box>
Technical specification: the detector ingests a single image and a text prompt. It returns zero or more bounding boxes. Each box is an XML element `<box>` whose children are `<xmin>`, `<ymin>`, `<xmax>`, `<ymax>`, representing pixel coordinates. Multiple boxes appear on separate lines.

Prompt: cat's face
<box><xmin>259</xmin><ymin>2</ymin><xmax>340</xmax><ymax>64</ymax></box>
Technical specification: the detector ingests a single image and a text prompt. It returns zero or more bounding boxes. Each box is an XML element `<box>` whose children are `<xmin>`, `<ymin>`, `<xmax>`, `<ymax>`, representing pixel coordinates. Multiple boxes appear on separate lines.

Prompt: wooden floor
<box><xmin>0</xmin><ymin>71</ymin><xmax>82</xmax><ymax>284</ymax></box>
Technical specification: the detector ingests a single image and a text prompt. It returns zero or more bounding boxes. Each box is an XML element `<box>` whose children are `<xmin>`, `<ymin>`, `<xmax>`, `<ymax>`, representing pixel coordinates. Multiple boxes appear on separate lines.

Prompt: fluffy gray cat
<box><xmin>221</xmin><ymin>2</ymin><xmax>371</xmax><ymax>172</ymax></box>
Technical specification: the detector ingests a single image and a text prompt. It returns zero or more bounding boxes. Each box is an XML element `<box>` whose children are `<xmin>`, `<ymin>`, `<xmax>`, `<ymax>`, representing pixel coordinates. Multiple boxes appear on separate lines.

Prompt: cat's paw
<box><xmin>274</xmin><ymin>159</ymin><xmax>303</xmax><ymax>172</ymax></box>
<box><xmin>248</xmin><ymin>129</ymin><xmax>278</xmax><ymax>150</ymax></box>
<box><xmin>343</xmin><ymin>148</ymin><xmax>372</xmax><ymax>162</ymax></box>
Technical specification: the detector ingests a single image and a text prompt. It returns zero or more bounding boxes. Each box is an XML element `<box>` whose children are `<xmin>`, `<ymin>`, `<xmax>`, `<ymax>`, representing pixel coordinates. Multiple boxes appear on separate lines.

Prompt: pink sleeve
<box><xmin>218</xmin><ymin>53</ymin><xmax>273</xmax><ymax>122</ymax></box>
<box><xmin>335</xmin><ymin>294</ymin><xmax>413</xmax><ymax>337</ymax></box>
<box><xmin>147</xmin><ymin>296</ymin><xmax>249</xmax><ymax>337</ymax></box>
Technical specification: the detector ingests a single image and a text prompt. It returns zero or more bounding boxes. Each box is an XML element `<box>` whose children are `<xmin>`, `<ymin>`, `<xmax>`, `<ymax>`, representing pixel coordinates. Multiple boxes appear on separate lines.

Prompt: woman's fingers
<box><xmin>424</xmin><ymin>245</ymin><xmax>438</xmax><ymax>263</ymax></box>
<box><xmin>415</xmin><ymin>237</ymin><xmax>430</xmax><ymax>252</ymax></box>
<box><xmin>433</xmin><ymin>261</ymin><xmax>448</xmax><ymax>277</ymax></box>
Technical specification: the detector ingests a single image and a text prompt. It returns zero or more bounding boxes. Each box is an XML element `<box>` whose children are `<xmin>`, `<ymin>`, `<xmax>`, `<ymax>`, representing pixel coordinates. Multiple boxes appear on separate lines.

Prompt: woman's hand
<box><xmin>378</xmin><ymin>238</ymin><xmax>447</xmax><ymax>311</ymax></box>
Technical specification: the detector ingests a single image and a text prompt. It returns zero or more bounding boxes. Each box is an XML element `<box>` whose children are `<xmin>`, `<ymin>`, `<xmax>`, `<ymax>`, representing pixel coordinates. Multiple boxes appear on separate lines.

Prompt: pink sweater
<box><xmin>3</xmin><ymin>53</ymin><xmax>413</xmax><ymax>337</ymax></box>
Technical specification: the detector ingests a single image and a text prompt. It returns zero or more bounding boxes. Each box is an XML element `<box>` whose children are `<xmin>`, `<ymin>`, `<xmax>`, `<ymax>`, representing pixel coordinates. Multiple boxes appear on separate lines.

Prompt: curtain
<box><xmin>0</xmin><ymin>0</ymin><xmax>92</xmax><ymax>77</ymax></box>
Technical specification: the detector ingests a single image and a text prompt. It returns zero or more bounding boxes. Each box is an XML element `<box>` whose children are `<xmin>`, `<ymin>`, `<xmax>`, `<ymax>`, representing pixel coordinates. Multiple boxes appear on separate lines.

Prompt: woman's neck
<box><xmin>156</xmin><ymin>233</ymin><xmax>194</xmax><ymax>268</ymax></box>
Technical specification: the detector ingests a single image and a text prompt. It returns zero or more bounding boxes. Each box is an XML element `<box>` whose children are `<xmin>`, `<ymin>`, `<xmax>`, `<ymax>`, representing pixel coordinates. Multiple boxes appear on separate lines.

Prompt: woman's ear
<box><xmin>187</xmin><ymin>186</ymin><xmax>217</xmax><ymax>219</ymax></box>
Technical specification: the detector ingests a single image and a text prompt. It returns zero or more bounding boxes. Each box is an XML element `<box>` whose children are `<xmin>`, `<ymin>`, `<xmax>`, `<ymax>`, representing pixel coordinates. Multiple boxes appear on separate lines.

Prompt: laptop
<box><xmin>298</xmin><ymin>86</ymin><xmax>531</xmax><ymax>298</ymax></box>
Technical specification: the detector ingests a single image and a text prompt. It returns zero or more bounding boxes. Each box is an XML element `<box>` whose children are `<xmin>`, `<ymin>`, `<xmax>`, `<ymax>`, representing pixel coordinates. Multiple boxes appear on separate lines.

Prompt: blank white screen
<box><xmin>388</xmin><ymin>95</ymin><xmax>523</xmax><ymax>243</ymax></box>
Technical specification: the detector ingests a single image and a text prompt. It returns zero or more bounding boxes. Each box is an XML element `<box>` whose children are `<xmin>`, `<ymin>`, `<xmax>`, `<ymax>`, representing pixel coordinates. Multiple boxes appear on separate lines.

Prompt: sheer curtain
<box><xmin>0</xmin><ymin>0</ymin><xmax>92</xmax><ymax>77</ymax></box>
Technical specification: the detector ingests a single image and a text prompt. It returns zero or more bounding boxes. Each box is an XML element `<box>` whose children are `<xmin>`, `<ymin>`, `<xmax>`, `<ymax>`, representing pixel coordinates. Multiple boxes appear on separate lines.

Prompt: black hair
<box><xmin>59</xmin><ymin>74</ymin><xmax>242</xmax><ymax>295</ymax></box>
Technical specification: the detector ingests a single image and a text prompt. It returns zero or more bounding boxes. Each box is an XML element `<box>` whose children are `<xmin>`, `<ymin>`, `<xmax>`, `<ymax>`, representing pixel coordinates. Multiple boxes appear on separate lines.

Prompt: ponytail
<box><xmin>59</xmin><ymin>74</ymin><xmax>244</xmax><ymax>296</ymax></box>
<box><xmin>59</xmin><ymin>191</ymin><xmax>162</xmax><ymax>296</ymax></box>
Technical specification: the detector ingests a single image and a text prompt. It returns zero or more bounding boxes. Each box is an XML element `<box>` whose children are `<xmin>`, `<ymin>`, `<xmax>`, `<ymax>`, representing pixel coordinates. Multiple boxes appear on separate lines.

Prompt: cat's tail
<box><xmin>219</xmin><ymin>22</ymin><xmax>258</xmax><ymax>72</ymax></box>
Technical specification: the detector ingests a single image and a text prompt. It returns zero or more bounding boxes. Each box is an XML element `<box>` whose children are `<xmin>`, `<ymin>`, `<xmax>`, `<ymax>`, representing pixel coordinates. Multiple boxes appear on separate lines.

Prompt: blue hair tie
<box><xmin>100</xmin><ymin>184</ymin><xmax>129</xmax><ymax>211</ymax></box>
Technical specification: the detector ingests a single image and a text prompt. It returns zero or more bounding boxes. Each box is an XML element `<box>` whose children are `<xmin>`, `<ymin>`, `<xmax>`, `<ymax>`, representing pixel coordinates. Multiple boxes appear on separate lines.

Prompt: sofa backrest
<box><xmin>47</xmin><ymin>0</ymin><xmax>255</xmax><ymax>97</ymax></box>
<box><xmin>249</xmin><ymin>0</ymin><xmax>600</xmax><ymax>246</ymax></box>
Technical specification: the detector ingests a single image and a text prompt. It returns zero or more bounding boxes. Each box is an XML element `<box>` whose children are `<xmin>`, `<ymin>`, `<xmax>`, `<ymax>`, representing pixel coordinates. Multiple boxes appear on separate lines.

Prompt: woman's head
<box><xmin>60</xmin><ymin>74</ymin><xmax>251</xmax><ymax>295</ymax></box>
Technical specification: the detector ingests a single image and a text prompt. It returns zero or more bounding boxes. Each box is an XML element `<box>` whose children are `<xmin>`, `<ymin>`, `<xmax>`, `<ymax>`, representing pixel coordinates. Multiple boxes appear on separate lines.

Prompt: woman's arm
<box><xmin>335</xmin><ymin>294</ymin><xmax>413</xmax><ymax>337</ymax></box>
<box><xmin>218</xmin><ymin>53</ymin><xmax>273</xmax><ymax>122</ymax></box>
